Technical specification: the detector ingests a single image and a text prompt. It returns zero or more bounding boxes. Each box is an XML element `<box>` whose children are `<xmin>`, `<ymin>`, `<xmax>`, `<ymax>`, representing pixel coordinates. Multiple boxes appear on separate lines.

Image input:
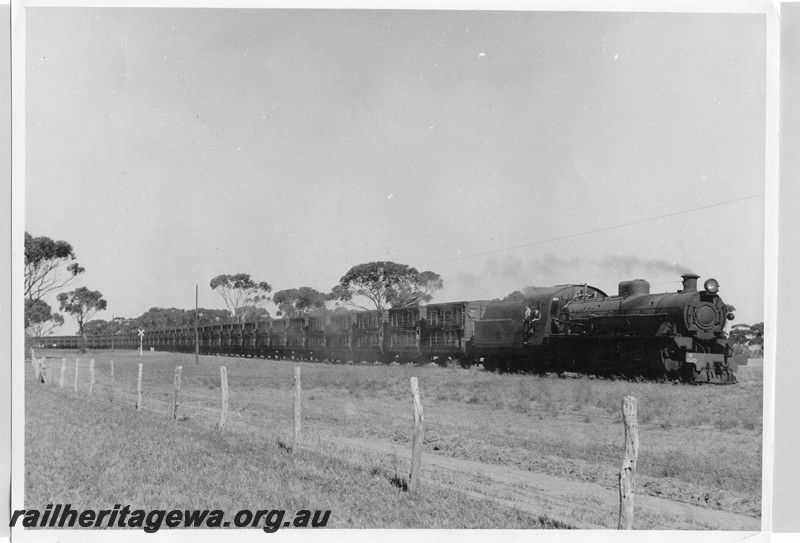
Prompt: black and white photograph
<box><xmin>11</xmin><ymin>1</ymin><xmax>778</xmax><ymax>537</ymax></box>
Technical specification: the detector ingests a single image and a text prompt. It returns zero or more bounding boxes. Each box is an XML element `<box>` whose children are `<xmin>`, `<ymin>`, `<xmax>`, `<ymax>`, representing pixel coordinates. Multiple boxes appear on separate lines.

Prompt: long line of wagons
<box><xmin>40</xmin><ymin>273</ymin><xmax>738</xmax><ymax>383</ymax></box>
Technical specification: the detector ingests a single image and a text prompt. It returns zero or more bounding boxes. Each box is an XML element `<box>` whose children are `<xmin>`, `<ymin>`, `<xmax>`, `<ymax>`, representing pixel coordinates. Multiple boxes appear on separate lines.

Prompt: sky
<box><xmin>22</xmin><ymin>7</ymin><xmax>767</xmax><ymax>334</ymax></box>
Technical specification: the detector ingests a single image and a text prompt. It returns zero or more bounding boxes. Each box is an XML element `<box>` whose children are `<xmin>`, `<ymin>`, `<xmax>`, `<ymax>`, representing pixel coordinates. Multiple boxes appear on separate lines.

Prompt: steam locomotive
<box><xmin>39</xmin><ymin>273</ymin><xmax>736</xmax><ymax>383</ymax></box>
<box><xmin>475</xmin><ymin>273</ymin><xmax>735</xmax><ymax>383</ymax></box>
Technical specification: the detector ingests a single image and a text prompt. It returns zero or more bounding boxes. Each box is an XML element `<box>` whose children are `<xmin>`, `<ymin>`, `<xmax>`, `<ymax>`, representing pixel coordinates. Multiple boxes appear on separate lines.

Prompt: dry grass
<box><xmin>27</xmin><ymin>349</ymin><xmax>763</xmax><ymax>524</ymax></box>
<box><xmin>24</xmin><ymin>373</ymin><xmax>564</xmax><ymax>529</ymax></box>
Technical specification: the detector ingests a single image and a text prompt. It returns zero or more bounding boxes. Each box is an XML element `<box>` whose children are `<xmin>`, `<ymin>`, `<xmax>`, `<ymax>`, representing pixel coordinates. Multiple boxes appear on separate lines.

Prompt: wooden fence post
<box><xmin>219</xmin><ymin>366</ymin><xmax>229</xmax><ymax>431</ymax></box>
<box><xmin>110</xmin><ymin>360</ymin><xmax>115</xmax><ymax>402</ymax></box>
<box><xmin>73</xmin><ymin>359</ymin><xmax>79</xmax><ymax>392</ymax></box>
<box><xmin>89</xmin><ymin>359</ymin><xmax>95</xmax><ymax>395</ymax></box>
<box><xmin>172</xmin><ymin>366</ymin><xmax>182</xmax><ymax>419</ymax></box>
<box><xmin>136</xmin><ymin>363</ymin><xmax>143</xmax><ymax>410</ymax></box>
<box><xmin>618</xmin><ymin>396</ymin><xmax>639</xmax><ymax>529</ymax></box>
<box><xmin>293</xmin><ymin>367</ymin><xmax>301</xmax><ymax>453</ymax></box>
<box><xmin>409</xmin><ymin>376</ymin><xmax>424</xmax><ymax>492</ymax></box>
<box><xmin>59</xmin><ymin>358</ymin><xmax>66</xmax><ymax>389</ymax></box>
<box><xmin>30</xmin><ymin>349</ymin><xmax>39</xmax><ymax>380</ymax></box>
<box><xmin>39</xmin><ymin>357</ymin><xmax>48</xmax><ymax>384</ymax></box>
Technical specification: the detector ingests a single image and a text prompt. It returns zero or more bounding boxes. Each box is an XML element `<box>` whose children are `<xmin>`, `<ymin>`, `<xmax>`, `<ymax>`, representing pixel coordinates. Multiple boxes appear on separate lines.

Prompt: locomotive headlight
<box><xmin>704</xmin><ymin>278</ymin><xmax>720</xmax><ymax>294</ymax></box>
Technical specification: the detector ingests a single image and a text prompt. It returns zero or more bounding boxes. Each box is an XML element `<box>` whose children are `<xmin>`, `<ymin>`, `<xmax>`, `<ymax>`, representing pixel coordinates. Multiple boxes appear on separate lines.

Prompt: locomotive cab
<box><xmin>473</xmin><ymin>284</ymin><xmax>607</xmax><ymax>371</ymax></box>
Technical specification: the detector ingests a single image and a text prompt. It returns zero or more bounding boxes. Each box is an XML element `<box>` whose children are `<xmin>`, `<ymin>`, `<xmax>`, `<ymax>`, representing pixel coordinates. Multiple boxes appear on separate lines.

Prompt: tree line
<box><xmin>205</xmin><ymin>262</ymin><xmax>444</xmax><ymax>321</ymax></box>
<box><xmin>26</xmin><ymin>230</ymin><xmax>761</xmax><ymax>355</ymax></box>
<box><xmin>81</xmin><ymin>263</ymin><xmax>444</xmax><ymax>336</ymax></box>
<box><xmin>25</xmin><ymin>232</ymin><xmax>445</xmax><ymax>346</ymax></box>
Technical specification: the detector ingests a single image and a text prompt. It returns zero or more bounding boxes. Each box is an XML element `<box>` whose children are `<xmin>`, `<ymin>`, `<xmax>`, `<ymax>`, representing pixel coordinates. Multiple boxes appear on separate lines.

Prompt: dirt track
<box><xmin>323</xmin><ymin>435</ymin><xmax>760</xmax><ymax>531</ymax></box>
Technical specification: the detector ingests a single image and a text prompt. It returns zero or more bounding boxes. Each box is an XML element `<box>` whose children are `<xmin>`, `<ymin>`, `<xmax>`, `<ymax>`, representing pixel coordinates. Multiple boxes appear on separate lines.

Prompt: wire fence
<box><xmin>33</xmin><ymin>354</ymin><xmax>763</xmax><ymax>480</ymax></box>
<box><xmin>28</xmin><ymin>351</ymin><xmax>761</xmax><ymax>528</ymax></box>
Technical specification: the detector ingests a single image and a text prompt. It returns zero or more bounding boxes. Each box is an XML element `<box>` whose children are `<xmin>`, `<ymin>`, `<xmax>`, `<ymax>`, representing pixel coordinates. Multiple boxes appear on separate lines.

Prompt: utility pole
<box><xmin>195</xmin><ymin>284</ymin><xmax>199</xmax><ymax>365</ymax></box>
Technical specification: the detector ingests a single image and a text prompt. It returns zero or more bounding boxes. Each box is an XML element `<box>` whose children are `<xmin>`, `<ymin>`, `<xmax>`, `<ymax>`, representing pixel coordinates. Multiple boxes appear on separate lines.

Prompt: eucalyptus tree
<box><xmin>25</xmin><ymin>299</ymin><xmax>64</xmax><ymax>338</ymax></box>
<box><xmin>57</xmin><ymin>287</ymin><xmax>107</xmax><ymax>352</ymax></box>
<box><xmin>24</xmin><ymin>232</ymin><xmax>85</xmax><ymax>301</ymax></box>
<box><xmin>273</xmin><ymin>287</ymin><xmax>329</xmax><ymax>318</ymax></box>
<box><xmin>210</xmin><ymin>273</ymin><xmax>272</xmax><ymax>326</ymax></box>
<box><xmin>330</xmin><ymin>261</ymin><xmax>443</xmax><ymax>310</ymax></box>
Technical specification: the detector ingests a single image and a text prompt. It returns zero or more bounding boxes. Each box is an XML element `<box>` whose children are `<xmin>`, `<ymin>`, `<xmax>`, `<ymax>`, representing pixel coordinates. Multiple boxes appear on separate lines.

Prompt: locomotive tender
<box><xmin>40</xmin><ymin>273</ymin><xmax>736</xmax><ymax>383</ymax></box>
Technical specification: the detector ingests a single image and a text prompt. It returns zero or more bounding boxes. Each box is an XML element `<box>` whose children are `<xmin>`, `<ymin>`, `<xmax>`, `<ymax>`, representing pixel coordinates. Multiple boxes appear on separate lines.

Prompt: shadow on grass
<box><xmin>369</xmin><ymin>466</ymin><xmax>409</xmax><ymax>491</ymax></box>
<box><xmin>388</xmin><ymin>475</ymin><xmax>409</xmax><ymax>491</ymax></box>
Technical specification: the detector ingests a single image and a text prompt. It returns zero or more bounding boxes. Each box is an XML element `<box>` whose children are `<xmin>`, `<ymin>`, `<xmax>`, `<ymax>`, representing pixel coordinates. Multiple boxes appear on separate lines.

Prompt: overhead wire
<box><xmin>265</xmin><ymin>192</ymin><xmax>765</xmax><ymax>288</ymax></box>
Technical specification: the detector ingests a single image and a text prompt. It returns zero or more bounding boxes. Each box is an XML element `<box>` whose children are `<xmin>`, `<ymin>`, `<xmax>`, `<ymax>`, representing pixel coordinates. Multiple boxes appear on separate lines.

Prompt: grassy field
<box><xmin>26</xmin><ymin>349</ymin><xmax>763</xmax><ymax>528</ymax></box>
<box><xmin>24</xmin><ymin>374</ymin><xmax>563</xmax><ymax>529</ymax></box>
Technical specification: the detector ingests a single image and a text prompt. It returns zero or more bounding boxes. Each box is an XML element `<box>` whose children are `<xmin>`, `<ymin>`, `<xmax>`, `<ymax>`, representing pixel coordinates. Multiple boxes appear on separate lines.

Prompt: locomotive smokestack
<box><xmin>681</xmin><ymin>273</ymin><xmax>699</xmax><ymax>293</ymax></box>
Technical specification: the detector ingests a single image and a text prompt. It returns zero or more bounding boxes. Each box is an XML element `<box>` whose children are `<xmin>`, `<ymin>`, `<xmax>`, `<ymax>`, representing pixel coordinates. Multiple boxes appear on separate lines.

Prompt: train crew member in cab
<box><xmin>524</xmin><ymin>303</ymin><xmax>541</xmax><ymax>321</ymax></box>
<box><xmin>523</xmin><ymin>303</ymin><xmax>541</xmax><ymax>344</ymax></box>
